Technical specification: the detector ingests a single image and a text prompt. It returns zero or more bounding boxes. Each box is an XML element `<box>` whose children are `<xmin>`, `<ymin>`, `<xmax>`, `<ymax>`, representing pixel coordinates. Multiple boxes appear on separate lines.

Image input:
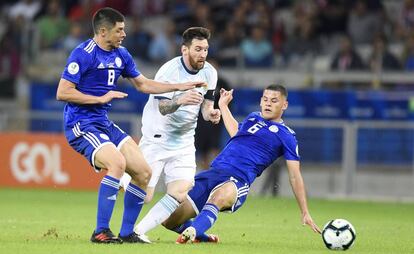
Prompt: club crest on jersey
<box><xmin>269</xmin><ymin>125</ymin><xmax>279</xmax><ymax>133</ymax></box>
<box><xmin>68</xmin><ymin>62</ymin><xmax>79</xmax><ymax>74</ymax></box>
<box><xmin>115</xmin><ymin>57</ymin><xmax>122</xmax><ymax>67</ymax></box>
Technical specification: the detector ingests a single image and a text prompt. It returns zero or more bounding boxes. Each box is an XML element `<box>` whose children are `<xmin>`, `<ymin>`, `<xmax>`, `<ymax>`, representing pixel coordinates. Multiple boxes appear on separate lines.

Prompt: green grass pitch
<box><xmin>0</xmin><ymin>188</ymin><xmax>413</xmax><ymax>254</ymax></box>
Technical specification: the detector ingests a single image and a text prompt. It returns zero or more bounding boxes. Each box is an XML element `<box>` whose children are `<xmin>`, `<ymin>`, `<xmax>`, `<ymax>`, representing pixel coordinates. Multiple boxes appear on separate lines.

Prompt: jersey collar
<box><xmin>259</xmin><ymin>112</ymin><xmax>284</xmax><ymax>124</ymax></box>
<box><xmin>181</xmin><ymin>57</ymin><xmax>199</xmax><ymax>75</ymax></box>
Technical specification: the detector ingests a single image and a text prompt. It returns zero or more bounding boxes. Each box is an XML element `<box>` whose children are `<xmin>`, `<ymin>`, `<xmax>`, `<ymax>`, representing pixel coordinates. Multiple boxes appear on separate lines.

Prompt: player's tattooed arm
<box><xmin>158</xmin><ymin>96</ymin><xmax>181</xmax><ymax>115</ymax></box>
<box><xmin>158</xmin><ymin>90</ymin><xmax>203</xmax><ymax>115</ymax></box>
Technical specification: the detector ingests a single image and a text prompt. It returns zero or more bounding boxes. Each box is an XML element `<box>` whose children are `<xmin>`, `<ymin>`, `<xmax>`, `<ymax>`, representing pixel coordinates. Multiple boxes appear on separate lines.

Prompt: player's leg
<box><xmin>132</xmin><ymin>158</ymin><xmax>164</xmax><ymax>237</ymax></box>
<box><xmin>162</xmin><ymin>199</ymin><xmax>197</xmax><ymax>230</ymax></box>
<box><xmin>183</xmin><ymin>181</ymin><xmax>237</xmax><ymax>242</ymax></box>
<box><xmin>135</xmin><ymin>179</ymin><xmax>193</xmax><ymax>236</ymax></box>
<box><xmin>134</xmin><ymin>152</ymin><xmax>195</xmax><ymax>237</ymax></box>
<box><xmin>65</xmin><ymin>122</ymin><xmax>127</xmax><ymax>243</ymax></box>
<box><xmin>92</xmin><ymin>144</ymin><xmax>126</xmax><ymax>244</ymax></box>
<box><xmin>119</xmin><ymin>172</ymin><xmax>131</xmax><ymax>190</ymax></box>
<box><xmin>117</xmin><ymin>138</ymin><xmax>152</xmax><ymax>242</ymax></box>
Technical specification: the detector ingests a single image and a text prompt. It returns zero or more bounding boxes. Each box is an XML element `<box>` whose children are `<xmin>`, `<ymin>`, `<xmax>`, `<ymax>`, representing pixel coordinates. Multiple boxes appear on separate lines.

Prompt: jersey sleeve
<box><xmin>238</xmin><ymin>112</ymin><xmax>259</xmax><ymax>130</ymax></box>
<box><xmin>204</xmin><ymin>65</ymin><xmax>218</xmax><ymax>100</ymax></box>
<box><xmin>120</xmin><ymin>49</ymin><xmax>140</xmax><ymax>78</ymax></box>
<box><xmin>61</xmin><ymin>48</ymin><xmax>90</xmax><ymax>85</ymax></box>
<box><xmin>283</xmin><ymin>133</ymin><xmax>300</xmax><ymax>161</ymax></box>
<box><xmin>153</xmin><ymin>61</ymin><xmax>176</xmax><ymax>100</ymax></box>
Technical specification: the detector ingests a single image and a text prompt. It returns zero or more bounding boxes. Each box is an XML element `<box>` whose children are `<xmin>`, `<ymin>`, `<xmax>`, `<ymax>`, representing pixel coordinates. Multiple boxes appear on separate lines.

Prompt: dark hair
<box><xmin>265</xmin><ymin>84</ymin><xmax>288</xmax><ymax>98</ymax></box>
<box><xmin>182</xmin><ymin>27</ymin><xmax>210</xmax><ymax>46</ymax></box>
<box><xmin>92</xmin><ymin>7</ymin><xmax>125</xmax><ymax>35</ymax></box>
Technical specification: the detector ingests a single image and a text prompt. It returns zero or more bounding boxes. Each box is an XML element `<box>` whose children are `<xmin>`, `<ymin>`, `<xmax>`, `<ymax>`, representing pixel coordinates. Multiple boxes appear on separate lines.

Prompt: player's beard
<box><xmin>189</xmin><ymin>56</ymin><xmax>205</xmax><ymax>70</ymax></box>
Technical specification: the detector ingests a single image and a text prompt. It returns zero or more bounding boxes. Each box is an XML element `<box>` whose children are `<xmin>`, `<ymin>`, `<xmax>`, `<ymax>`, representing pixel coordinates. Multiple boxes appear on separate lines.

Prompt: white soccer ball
<box><xmin>322</xmin><ymin>219</ymin><xmax>356</xmax><ymax>250</ymax></box>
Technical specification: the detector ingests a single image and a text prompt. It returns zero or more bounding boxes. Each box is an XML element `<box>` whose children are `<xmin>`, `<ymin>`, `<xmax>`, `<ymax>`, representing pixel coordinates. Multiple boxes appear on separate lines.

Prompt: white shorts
<box><xmin>139</xmin><ymin>139</ymin><xmax>196</xmax><ymax>188</ymax></box>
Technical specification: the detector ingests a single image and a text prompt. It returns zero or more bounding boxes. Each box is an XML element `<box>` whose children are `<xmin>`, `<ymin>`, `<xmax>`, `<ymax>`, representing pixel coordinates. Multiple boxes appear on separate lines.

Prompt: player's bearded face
<box><xmin>187</xmin><ymin>39</ymin><xmax>209</xmax><ymax>70</ymax></box>
<box><xmin>260</xmin><ymin>90</ymin><xmax>288</xmax><ymax>121</ymax></box>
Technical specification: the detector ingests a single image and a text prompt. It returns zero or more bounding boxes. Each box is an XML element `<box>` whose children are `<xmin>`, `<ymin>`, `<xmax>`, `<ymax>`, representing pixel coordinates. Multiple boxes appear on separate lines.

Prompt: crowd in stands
<box><xmin>2</xmin><ymin>0</ymin><xmax>414</xmax><ymax>97</ymax></box>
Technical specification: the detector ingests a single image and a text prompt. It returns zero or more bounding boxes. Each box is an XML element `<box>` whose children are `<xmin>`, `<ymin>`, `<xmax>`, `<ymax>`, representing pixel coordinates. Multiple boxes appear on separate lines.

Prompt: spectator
<box><xmin>402</xmin><ymin>33</ymin><xmax>414</xmax><ymax>71</ymax></box>
<box><xmin>0</xmin><ymin>31</ymin><xmax>21</xmax><ymax>98</ymax></box>
<box><xmin>316</xmin><ymin>0</ymin><xmax>349</xmax><ymax>36</ymax></box>
<box><xmin>216</xmin><ymin>21</ymin><xmax>242</xmax><ymax>67</ymax></box>
<box><xmin>123</xmin><ymin>16</ymin><xmax>152</xmax><ymax>62</ymax></box>
<box><xmin>347</xmin><ymin>0</ymin><xmax>383</xmax><ymax>45</ymax></box>
<box><xmin>241</xmin><ymin>25</ymin><xmax>273</xmax><ymax>67</ymax></box>
<box><xmin>369</xmin><ymin>34</ymin><xmax>401</xmax><ymax>72</ymax></box>
<box><xmin>36</xmin><ymin>0</ymin><xmax>69</xmax><ymax>50</ymax></box>
<box><xmin>148</xmin><ymin>21</ymin><xmax>181</xmax><ymax>64</ymax></box>
<box><xmin>330</xmin><ymin>35</ymin><xmax>365</xmax><ymax>71</ymax></box>
<box><xmin>62</xmin><ymin>21</ymin><xmax>86</xmax><ymax>53</ymax></box>
<box><xmin>9</xmin><ymin>0</ymin><xmax>41</xmax><ymax>22</ymax></box>
<box><xmin>395</xmin><ymin>0</ymin><xmax>414</xmax><ymax>39</ymax></box>
<box><xmin>283</xmin><ymin>2</ymin><xmax>320</xmax><ymax>66</ymax></box>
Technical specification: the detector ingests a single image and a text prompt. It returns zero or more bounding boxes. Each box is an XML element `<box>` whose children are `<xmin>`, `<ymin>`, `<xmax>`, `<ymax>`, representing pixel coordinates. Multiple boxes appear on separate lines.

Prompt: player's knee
<box><xmin>129</xmin><ymin>165</ymin><xmax>152</xmax><ymax>185</ymax></box>
<box><xmin>106</xmin><ymin>155</ymin><xmax>126</xmax><ymax>177</ymax></box>
<box><xmin>168</xmin><ymin>192</ymin><xmax>187</xmax><ymax>203</ymax></box>
<box><xmin>209</xmin><ymin>194</ymin><xmax>233</xmax><ymax>210</ymax></box>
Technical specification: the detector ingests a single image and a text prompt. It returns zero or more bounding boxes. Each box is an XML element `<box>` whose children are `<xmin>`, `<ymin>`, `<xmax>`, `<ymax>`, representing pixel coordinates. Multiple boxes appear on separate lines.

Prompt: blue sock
<box><xmin>191</xmin><ymin>203</ymin><xmax>219</xmax><ymax>238</ymax></box>
<box><xmin>95</xmin><ymin>175</ymin><xmax>120</xmax><ymax>233</ymax></box>
<box><xmin>119</xmin><ymin>183</ymin><xmax>146</xmax><ymax>237</ymax></box>
<box><xmin>171</xmin><ymin>220</ymin><xmax>210</xmax><ymax>241</ymax></box>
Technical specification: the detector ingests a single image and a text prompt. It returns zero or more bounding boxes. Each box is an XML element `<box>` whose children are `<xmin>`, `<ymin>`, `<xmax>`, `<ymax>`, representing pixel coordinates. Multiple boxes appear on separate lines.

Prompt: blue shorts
<box><xmin>64</xmin><ymin>120</ymin><xmax>130</xmax><ymax>171</ymax></box>
<box><xmin>187</xmin><ymin>169</ymin><xmax>250</xmax><ymax>214</ymax></box>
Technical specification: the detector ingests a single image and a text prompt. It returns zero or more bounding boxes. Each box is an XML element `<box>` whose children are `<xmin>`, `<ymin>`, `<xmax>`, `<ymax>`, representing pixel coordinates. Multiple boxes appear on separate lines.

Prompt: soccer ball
<box><xmin>322</xmin><ymin>219</ymin><xmax>356</xmax><ymax>250</ymax></box>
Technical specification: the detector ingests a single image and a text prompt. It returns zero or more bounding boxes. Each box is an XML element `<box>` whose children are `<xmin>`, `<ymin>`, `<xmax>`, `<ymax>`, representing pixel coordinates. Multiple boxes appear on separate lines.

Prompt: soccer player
<box><xmin>161</xmin><ymin>85</ymin><xmax>321</xmax><ymax>243</ymax></box>
<box><xmin>56</xmin><ymin>7</ymin><xmax>205</xmax><ymax>244</ymax></box>
<box><xmin>119</xmin><ymin>27</ymin><xmax>220</xmax><ymax>243</ymax></box>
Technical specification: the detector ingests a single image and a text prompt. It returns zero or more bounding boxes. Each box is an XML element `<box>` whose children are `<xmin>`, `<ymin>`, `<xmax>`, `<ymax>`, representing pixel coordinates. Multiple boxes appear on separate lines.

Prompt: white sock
<box><xmin>119</xmin><ymin>173</ymin><xmax>132</xmax><ymax>189</ymax></box>
<box><xmin>135</xmin><ymin>194</ymin><xmax>179</xmax><ymax>235</ymax></box>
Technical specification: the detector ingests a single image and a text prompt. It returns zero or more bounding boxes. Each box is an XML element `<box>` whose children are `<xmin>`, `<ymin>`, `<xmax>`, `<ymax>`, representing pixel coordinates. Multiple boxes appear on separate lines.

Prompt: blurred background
<box><xmin>1</xmin><ymin>0</ymin><xmax>414</xmax><ymax>201</ymax></box>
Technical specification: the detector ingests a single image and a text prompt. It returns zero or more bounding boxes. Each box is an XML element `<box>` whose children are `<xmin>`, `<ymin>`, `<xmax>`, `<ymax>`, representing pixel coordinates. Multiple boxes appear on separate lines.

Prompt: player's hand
<box><xmin>176</xmin><ymin>81</ymin><xmax>207</xmax><ymax>91</ymax></box>
<box><xmin>302</xmin><ymin>212</ymin><xmax>321</xmax><ymax>234</ymax></box>
<box><xmin>209</xmin><ymin>109</ymin><xmax>221</xmax><ymax>124</ymax></box>
<box><xmin>218</xmin><ymin>88</ymin><xmax>233</xmax><ymax>108</ymax></box>
<box><xmin>100</xmin><ymin>91</ymin><xmax>128</xmax><ymax>104</ymax></box>
<box><xmin>177</xmin><ymin>90</ymin><xmax>203</xmax><ymax>105</ymax></box>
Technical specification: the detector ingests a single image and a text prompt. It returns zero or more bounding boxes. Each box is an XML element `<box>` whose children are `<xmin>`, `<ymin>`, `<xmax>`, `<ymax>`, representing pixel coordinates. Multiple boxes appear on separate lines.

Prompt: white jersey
<box><xmin>141</xmin><ymin>56</ymin><xmax>218</xmax><ymax>150</ymax></box>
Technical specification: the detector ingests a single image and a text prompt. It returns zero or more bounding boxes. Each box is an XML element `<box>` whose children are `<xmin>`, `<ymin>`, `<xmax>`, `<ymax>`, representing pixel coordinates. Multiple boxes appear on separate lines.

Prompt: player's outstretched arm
<box><xmin>158</xmin><ymin>90</ymin><xmax>203</xmax><ymax>115</ymax></box>
<box><xmin>56</xmin><ymin>78</ymin><xmax>127</xmax><ymax>104</ymax></box>
<box><xmin>201</xmin><ymin>99</ymin><xmax>221</xmax><ymax>124</ymax></box>
<box><xmin>128</xmin><ymin>75</ymin><xmax>206</xmax><ymax>94</ymax></box>
<box><xmin>286</xmin><ymin>160</ymin><xmax>321</xmax><ymax>234</ymax></box>
<box><xmin>218</xmin><ymin>88</ymin><xmax>238</xmax><ymax>137</ymax></box>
